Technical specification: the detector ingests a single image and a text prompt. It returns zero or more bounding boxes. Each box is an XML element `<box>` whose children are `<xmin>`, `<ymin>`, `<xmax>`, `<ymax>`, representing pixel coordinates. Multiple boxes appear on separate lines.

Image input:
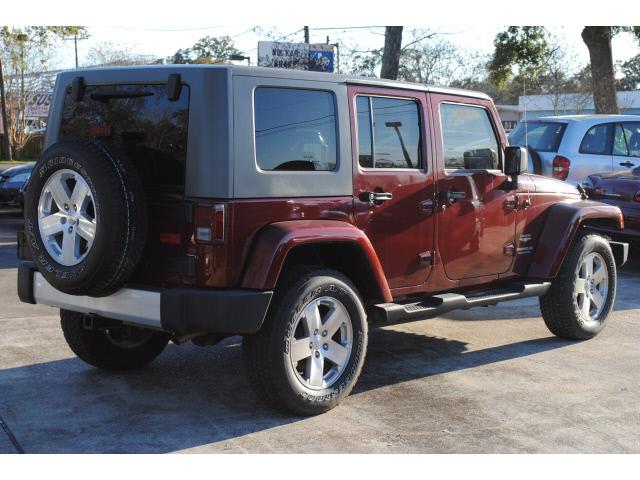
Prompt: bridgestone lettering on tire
<box><xmin>243</xmin><ymin>267</ymin><xmax>368</xmax><ymax>415</ymax></box>
<box><xmin>539</xmin><ymin>232</ymin><xmax>617</xmax><ymax>340</ymax></box>
<box><xmin>24</xmin><ymin>139</ymin><xmax>147</xmax><ymax>297</ymax></box>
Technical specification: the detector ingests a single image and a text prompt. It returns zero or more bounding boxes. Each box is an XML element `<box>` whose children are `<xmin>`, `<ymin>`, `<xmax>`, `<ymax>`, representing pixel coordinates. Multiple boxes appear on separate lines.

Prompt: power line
<box><xmin>243</xmin><ymin>28</ymin><xmax>304</xmax><ymax>54</ymax></box>
<box><xmin>106</xmin><ymin>25</ymin><xmax>224</xmax><ymax>32</ymax></box>
<box><xmin>311</xmin><ymin>26</ymin><xmax>386</xmax><ymax>31</ymax></box>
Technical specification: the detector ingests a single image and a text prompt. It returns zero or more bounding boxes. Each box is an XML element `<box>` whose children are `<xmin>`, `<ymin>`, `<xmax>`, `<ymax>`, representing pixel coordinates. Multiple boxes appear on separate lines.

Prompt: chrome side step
<box><xmin>373</xmin><ymin>281</ymin><xmax>551</xmax><ymax>324</ymax></box>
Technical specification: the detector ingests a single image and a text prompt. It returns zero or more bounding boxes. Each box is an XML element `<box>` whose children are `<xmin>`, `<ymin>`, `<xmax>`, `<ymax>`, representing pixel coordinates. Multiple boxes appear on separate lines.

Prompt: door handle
<box><xmin>439</xmin><ymin>190</ymin><xmax>466</xmax><ymax>206</ymax></box>
<box><xmin>620</xmin><ymin>161</ymin><xmax>635</xmax><ymax>168</ymax></box>
<box><xmin>361</xmin><ymin>191</ymin><xmax>393</xmax><ymax>205</ymax></box>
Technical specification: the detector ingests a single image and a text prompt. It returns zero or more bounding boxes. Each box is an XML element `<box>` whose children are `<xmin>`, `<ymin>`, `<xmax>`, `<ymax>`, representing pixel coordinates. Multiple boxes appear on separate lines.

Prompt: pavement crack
<box><xmin>0</xmin><ymin>413</ymin><xmax>25</xmax><ymax>454</ymax></box>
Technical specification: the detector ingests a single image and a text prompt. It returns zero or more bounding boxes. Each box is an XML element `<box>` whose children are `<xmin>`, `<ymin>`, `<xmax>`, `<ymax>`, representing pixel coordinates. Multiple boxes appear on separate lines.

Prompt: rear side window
<box><xmin>508</xmin><ymin>121</ymin><xmax>566</xmax><ymax>152</ymax></box>
<box><xmin>254</xmin><ymin>87</ymin><xmax>337</xmax><ymax>171</ymax></box>
<box><xmin>622</xmin><ymin>122</ymin><xmax>640</xmax><ymax>157</ymax></box>
<box><xmin>579</xmin><ymin>123</ymin><xmax>613</xmax><ymax>155</ymax></box>
<box><xmin>60</xmin><ymin>84</ymin><xmax>190</xmax><ymax>194</ymax></box>
<box><xmin>613</xmin><ymin>124</ymin><xmax>628</xmax><ymax>156</ymax></box>
<box><xmin>356</xmin><ymin>96</ymin><xmax>422</xmax><ymax>169</ymax></box>
<box><xmin>440</xmin><ymin>103</ymin><xmax>500</xmax><ymax>170</ymax></box>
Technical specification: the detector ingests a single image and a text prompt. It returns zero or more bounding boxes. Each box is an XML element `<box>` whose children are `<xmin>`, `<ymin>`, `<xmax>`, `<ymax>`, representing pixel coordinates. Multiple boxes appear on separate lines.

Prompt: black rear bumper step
<box><xmin>373</xmin><ymin>281</ymin><xmax>551</xmax><ymax>324</ymax></box>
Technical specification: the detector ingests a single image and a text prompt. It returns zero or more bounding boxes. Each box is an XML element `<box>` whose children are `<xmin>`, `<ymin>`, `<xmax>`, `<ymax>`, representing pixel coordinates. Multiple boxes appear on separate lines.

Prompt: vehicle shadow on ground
<box><xmin>0</xmin><ymin>328</ymin><xmax>570</xmax><ymax>453</ymax></box>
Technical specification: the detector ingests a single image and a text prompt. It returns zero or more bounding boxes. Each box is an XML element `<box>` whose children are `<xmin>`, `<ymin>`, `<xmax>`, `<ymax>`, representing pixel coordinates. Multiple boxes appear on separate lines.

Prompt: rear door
<box><xmin>613</xmin><ymin>122</ymin><xmax>640</xmax><ymax>172</ymax></box>
<box><xmin>349</xmin><ymin>86</ymin><xmax>435</xmax><ymax>290</ymax></box>
<box><xmin>573</xmin><ymin>122</ymin><xmax>615</xmax><ymax>182</ymax></box>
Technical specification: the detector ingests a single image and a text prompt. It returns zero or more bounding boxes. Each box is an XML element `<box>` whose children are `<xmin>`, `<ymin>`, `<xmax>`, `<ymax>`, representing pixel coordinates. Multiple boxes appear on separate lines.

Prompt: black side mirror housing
<box><xmin>504</xmin><ymin>146</ymin><xmax>529</xmax><ymax>176</ymax></box>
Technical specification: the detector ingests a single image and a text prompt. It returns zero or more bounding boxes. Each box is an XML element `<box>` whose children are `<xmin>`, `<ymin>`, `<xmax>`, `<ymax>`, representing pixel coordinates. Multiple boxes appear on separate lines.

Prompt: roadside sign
<box><xmin>258</xmin><ymin>41</ymin><xmax>334</xmax><ymax>73</ymax></box>
<box><xmin>25</xmin><ymin>92</ymin><xmax>52</xmax><ymax>118</ymax></box>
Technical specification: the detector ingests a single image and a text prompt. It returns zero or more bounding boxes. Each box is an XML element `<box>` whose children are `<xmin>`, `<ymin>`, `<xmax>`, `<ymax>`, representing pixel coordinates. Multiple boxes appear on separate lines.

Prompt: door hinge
<box><xmin>419</xmin><ymin>251</ymin><xmax>435</xmax><ymax>266</ymax></box>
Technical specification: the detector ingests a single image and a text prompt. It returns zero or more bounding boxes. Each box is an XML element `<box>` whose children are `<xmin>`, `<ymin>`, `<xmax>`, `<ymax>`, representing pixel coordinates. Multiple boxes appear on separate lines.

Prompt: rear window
<box><xmin>509</xmin><ymin>121</ymin><xmax>566</xmax><ymax>152</ymax></box>
<box><xmin>60</xmin><ymin>84</ymin><xmax>190</xmax><ymax>194</ymax></box>
<box><xmin>254</xmin><ymin>87</ymin><xmax>337</xmax><ymax>172</ymax></box>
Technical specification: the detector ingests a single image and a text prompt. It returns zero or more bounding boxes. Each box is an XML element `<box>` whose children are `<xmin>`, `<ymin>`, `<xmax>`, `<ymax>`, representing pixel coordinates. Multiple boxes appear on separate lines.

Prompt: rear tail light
<box><xmin>195</xmin><ymin>204</ymin><xmax>225</xmax><ymax>244</ymax></box>
<box><xmin>552</xmin><ymin>155</ymin><xmax>571</xmax><ymax>180</ymax></box>
<box><xmin>634</xmin><ymin>190</ymin><xmax>640</xmax><ymax>203</ymax></box>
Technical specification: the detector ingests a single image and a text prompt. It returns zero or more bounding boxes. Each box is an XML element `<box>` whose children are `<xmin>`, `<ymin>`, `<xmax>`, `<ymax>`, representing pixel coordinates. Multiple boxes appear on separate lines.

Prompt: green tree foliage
<box><xmin>0</xmin><ymin>27</ymin><xmax>86</xmax><ymax>156</ymax></box>
<box><xmin>487</xmin><ymin>26</ymin><xmax>550</xmax><ymax>87</ymax></box>
<box><xmin>618</xmin><ymin>54</ymin><xmax>640</xmax><ymax>91</ymax></box>
<box><xmin>168</xmin><ymin>35</ymin><xmax>241</xmax><ymax>64</ymax></box>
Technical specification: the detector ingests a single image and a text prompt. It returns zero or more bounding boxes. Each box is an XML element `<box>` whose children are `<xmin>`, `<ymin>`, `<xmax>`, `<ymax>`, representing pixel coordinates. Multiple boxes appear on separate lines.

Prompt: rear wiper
<box><xmin>90</xmin><ymin>91</ymin><xmax>154</xmax><ymax>101</ymax></box>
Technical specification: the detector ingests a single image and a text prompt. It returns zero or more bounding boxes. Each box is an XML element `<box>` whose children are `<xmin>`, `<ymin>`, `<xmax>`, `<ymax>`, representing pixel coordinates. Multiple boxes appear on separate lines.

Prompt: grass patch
<box><xmin>0</xmin><ymin>159</ymin><xmax>32</xmax><ymax>164</ymax></box>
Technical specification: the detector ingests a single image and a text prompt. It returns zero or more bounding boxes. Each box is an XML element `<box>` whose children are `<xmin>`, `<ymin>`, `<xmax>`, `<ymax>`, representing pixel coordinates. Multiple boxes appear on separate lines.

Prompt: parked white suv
<box><xmin>508</xmin><ymin>115</ymin><xmax>640</xmax><ymax>184</ymax></box>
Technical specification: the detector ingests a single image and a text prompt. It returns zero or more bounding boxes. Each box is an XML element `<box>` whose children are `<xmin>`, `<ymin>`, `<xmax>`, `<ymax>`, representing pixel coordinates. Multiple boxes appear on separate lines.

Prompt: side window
<box><xmin>356</xmin><ymin>95</ymin><xmax>422</xmax><ymax>169</ymax></box>
<box><xmin>440</xmin><ymin>103</ymin><xmax>500</xmax><ymax>170</ymax></box>
<box><xmin>613</xmin><ymin>124</ymin><xmax>629</xmax><ymax>156</ymax></box>
<box><xmin>622</xmin><ymin>122</ymin><xmax>640</xmax><ymax>157</ymax></box>
<box><xmin>254</xmin><ymin>87</ymin><xmax>337</xmax><ymax>171</ymax></box>
<box><xmin>579</xmin><ymin>124</ymin><xmax>613</xmax><ymax>155</ymax></box>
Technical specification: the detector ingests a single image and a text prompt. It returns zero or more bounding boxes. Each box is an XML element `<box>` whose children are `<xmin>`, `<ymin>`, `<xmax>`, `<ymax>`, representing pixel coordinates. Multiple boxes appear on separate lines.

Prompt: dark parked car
<box><xmin>0</xmin><ymin>162</ymin><xmax>34</xmax><ymax>209</ymax></box>
<box><xmin>17</xmin><ymin>66</ymin><xmax>628</xmax><ymax>415</ymax></box>
<box><xmin>584</xmin><ymin>167</ymin><xmax>640</xmax><ymax>253</ymax></box>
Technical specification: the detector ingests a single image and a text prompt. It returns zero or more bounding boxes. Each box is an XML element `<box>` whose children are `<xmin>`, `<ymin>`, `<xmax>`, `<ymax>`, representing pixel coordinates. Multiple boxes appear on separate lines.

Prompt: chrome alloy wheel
<box><xmin>37</xmin><ymin>169</ymin><xmax>97</xmax><ymax>267</ymax></box>
<box><xmin>288</xmin><ymin>296</ymin><xmax>353</xmax><ymax>390</ymax></box>
<box><xmin>574</xmin><ymin>252</ymin><xmax>609</xmax><ymax>321</ymax></box>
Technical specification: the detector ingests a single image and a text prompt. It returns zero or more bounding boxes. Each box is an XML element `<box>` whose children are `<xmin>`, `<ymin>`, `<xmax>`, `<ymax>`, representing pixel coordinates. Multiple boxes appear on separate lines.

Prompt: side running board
<box><xmin>372</xmin><ymin>281</ymin><xmax>551</xmax><ymax>325</ymax></box>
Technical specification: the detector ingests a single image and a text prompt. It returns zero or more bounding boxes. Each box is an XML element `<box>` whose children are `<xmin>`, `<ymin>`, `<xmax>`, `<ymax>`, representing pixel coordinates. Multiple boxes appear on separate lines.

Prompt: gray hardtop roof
<box><xmin>55</xmin><ymin>64</ymin><xmax>491</xmax><ymax>100</ymax></box>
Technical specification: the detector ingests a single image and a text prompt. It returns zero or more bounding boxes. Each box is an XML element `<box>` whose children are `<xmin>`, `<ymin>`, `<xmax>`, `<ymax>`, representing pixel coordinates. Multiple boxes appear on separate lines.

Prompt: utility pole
<box><xmin>304</xmin><ymin>26</ymin><xmax>310</xmax><ymax>44</ymax></box>
<box><xmin>0</xmin><ymin>57</ymin><xmax>12</xmax><ymax>160</ymax></box>
<box><xmin>74</xmin><ymin>33</ymin><xmax>79</xmax><ymax>68</ymax></box>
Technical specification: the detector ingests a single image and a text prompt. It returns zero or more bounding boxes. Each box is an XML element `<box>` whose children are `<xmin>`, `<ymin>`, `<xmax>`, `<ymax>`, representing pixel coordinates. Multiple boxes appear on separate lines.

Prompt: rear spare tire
<box><xmin>24</xmin><ymin>139</ymin><xmax>147</xmax><ymax>297</ymax></box>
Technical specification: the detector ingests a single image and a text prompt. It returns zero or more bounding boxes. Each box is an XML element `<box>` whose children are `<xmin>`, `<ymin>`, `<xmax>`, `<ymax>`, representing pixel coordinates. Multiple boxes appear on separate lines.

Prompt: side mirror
<box><xmin>504</xmin><ymin>146</ymin><xmax>528</xmax><ymax>176</ymax></box>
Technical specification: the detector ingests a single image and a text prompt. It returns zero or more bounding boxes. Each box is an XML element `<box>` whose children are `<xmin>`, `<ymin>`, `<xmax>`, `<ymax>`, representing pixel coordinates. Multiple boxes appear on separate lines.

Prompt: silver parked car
<box><xmin>508</xmin><ymin>115</ymin><xmax>640</xmax><ymax>184</ymax></box>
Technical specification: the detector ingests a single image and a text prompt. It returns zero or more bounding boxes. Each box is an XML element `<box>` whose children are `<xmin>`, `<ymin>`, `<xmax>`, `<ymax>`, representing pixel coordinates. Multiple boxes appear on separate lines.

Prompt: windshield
<box><xmin>509</xmin><ymin>121</ymin><xmax>567</xmax><ymax>152</ymax></box>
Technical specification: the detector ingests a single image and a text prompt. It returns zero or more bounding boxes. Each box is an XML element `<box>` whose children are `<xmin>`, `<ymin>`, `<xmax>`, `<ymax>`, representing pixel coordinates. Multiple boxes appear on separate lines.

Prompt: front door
<box><xmin>349</xmin><ymin>86</ymin><xmax>435</xmax><ymax>290</ymax></box>
<box><xmin>431</xmin><ymin>95</ymin><xmax>519</xmax><ymax>280</ymax></box>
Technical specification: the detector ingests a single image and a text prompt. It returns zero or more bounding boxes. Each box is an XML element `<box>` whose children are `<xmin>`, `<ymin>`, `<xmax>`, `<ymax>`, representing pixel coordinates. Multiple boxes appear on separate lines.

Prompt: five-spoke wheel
<box><xmin>38</xmin><ymin>169</ymin><xmax>97</xmax><ymax>266</ymax></box>
<box><xmin>289</xmin><ymin>296</ymin><xmax>353</xmax><ymax>390</ymax></box>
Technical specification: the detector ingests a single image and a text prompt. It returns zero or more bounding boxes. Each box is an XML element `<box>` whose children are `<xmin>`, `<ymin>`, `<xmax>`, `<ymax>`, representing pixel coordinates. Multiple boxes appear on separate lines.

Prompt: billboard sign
<box><xmin>258</xmin><ymin>41</ymin><xmax>334</xmax><ymax>73</ymax></box>
<box><xmin>25</xmin><ymin>92</ymin><xmax>52</xmax><ymax>118</ymax></box>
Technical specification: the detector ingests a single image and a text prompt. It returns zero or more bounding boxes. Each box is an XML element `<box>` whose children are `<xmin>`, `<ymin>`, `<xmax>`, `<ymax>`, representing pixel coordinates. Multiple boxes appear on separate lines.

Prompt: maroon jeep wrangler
<box><xmin>17</xmin><ymin>65</ymin><xmax>628</xmax><ymax>415</ymax></box>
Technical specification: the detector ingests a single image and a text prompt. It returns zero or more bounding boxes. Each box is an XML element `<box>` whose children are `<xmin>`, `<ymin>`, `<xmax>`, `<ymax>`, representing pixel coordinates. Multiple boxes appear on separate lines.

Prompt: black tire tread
<box><xmin>539</xmin><ymin>232</ymin><xmax>616</xmax><ymax>340</ymax></box>
<box><xmin>243</xmin><ymin>266</ymin><xmax>367</xmax><ymax>415</ymax></box>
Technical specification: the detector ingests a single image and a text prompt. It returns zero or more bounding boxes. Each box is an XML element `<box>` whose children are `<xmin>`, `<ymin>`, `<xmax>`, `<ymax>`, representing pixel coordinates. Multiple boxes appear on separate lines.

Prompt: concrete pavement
<box><xmin>0</xmin><ymin>209</ymin><xmax>639</xmax><ymax>453</ymax></box>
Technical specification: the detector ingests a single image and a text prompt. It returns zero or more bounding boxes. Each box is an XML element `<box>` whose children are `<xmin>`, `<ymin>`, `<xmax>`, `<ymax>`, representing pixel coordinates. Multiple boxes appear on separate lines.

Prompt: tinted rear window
<box><xmin>60</xmin><ymin>84</ymin><xmax>189</xmax><ymax>194</ymax></box>
<box><xmin>254</xmin><ymin>87</ymin><xmax>337</xmax><ymax>172</ymax></box>
<box><xmin>509</xmin><ymin>121</ymin><xmax>566</xmax><ymax>152</ymax></box>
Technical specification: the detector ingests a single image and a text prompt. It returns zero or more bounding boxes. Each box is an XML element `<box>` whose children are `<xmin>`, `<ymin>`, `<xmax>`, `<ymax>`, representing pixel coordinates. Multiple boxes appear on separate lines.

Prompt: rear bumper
<box><xmin>17</xmin><ymin>263</ymin><xmax>273</xmax><ymax>334</ymax></box>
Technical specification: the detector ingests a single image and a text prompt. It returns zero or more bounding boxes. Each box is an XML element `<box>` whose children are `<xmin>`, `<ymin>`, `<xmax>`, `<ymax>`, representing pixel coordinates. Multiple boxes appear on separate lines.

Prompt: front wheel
<box><xmin>243</xmin><ymin>267</ymin><xmax>368</xmax><ymax>415</ymax></box>
<box><xmin>539</xmin><ymin>232</ymin><xmax>617</xmax><ymax>340</ymax></box>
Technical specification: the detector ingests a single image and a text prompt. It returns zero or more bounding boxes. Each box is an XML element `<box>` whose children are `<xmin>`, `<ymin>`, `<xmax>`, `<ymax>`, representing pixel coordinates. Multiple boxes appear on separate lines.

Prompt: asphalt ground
<box><xmin>0</xmin><ymin>208</ymin><xmax>639</xmax><ymax>453</ymax></box>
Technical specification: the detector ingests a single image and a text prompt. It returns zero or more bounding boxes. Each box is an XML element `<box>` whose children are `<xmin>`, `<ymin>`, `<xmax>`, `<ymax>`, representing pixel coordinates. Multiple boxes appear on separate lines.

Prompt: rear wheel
<box><xmin>243</xmin><ymin>267</ymin><xmax>368</xmax><ymax>415</ymax></box>
<box><xmin>60</xmin><ymin>310</ymin><xmax>170</xmax><ymax>370</ymax></box>
<box><xmin>539</xmin><ymin>232</ymin><xmax>616</xmax><ymax>340</ymax></box>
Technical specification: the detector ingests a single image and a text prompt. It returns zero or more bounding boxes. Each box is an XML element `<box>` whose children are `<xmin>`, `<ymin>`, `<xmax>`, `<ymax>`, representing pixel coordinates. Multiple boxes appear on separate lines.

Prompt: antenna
<box><xmin>523</xmin><ymin>74</ymin><xmax>528</xmax><ymax>153</ymax></box>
